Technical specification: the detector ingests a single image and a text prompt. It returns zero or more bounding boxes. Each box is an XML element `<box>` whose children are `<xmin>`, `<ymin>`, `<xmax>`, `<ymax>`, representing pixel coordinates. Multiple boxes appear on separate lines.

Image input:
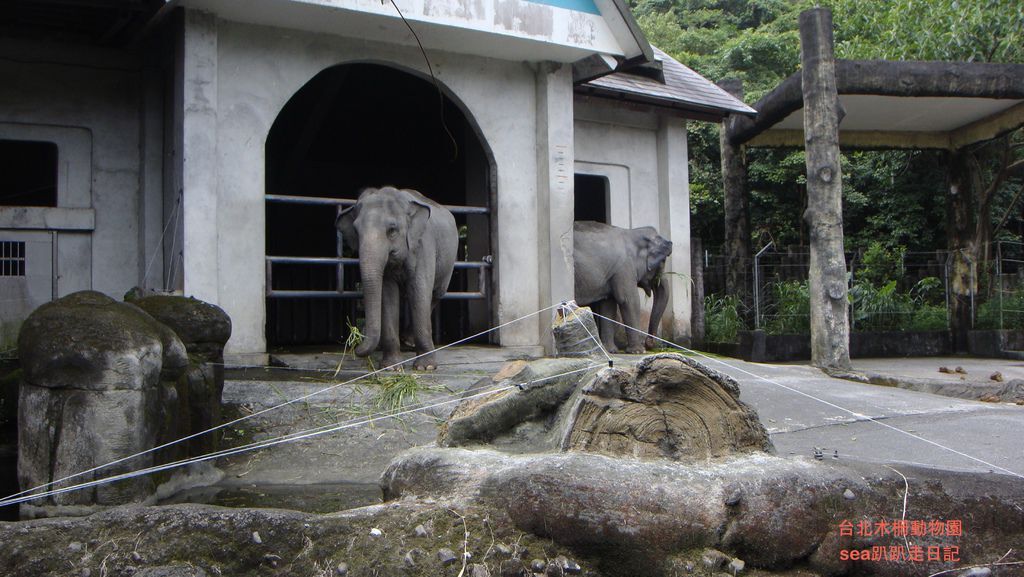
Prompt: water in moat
<box><xmin>159</xmin><ymin>481</ymin><xmax>383</xmax><ymax>513</ymax></box>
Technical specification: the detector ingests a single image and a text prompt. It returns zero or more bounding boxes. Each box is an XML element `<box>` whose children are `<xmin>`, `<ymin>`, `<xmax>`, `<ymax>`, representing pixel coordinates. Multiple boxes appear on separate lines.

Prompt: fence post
<box><xmin>849</xmin><ymin>254</ymin><xmax>856</xmax><ymax>333</ymax></box>
<box><xmin>970</xmin><ymin>252</ymin><xmax>976</xmax><ymax>329</ymax></box>
<box><xmin>997</xmin><ymin>241</ymin><xmax>1003</xmax><ymax>330</ymax></box>
<box><xmin>944</xmin><ymin>251</ymin><xmax>951</xmax><ymax>330</ymax></box>
<box><xmin>753</xmin><ymin>242</ymin><xmax>774</xmax><ymax>330</ymax></box>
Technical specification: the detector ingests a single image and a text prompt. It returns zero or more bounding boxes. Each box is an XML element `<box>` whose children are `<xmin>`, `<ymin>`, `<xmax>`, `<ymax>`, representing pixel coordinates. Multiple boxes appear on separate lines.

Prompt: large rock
<box><xmin>129</xmin><ymin>293</ymin><xmax>231</xmax><ymax>457</ymax></box>
<box><xmin>438</xmin><ymin>354</ymin><xmax>772</xmax><ymax>462</ymax></box>
<box><xmin>563</xmin><ymin>354</ymin><xmax>773</xmax><ymax>460</ymax></box>
<box><xmin>382</xmin><ymin>447</ymin><xmax>1024</xmax><ymax>575</ymax></box>
<box><xmin>17</xmin><ymin>291</ymin><xmax>187</xmax><ymax>517</ymax></box>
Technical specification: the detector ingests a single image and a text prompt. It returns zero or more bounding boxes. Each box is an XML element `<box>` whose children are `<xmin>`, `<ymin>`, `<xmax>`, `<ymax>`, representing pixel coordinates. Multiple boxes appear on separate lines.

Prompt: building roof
<box><xmin>729</xmin><ymin>59</ymin><xmax>1024</xmax><ymax>149</ymax></box>
<box><xmin>577</xmin><ymin>47</ymin><xmax>756</xmax><ymax>120</ymax></box>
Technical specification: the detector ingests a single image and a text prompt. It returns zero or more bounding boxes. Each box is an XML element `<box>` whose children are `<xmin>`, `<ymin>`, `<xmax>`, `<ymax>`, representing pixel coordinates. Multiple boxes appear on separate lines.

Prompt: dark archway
<box><xmin>265</xmin><ymin>63</ymin><xmax>494</xmax><ymax>348</ymax></box>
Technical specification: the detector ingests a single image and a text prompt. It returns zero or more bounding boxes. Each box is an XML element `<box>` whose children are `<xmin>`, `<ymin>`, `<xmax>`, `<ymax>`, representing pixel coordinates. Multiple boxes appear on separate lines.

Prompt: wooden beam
<box><xmin>731</xmin><ymin>59</ymin><xmax>1024</xmax><ymax>146</ymax></box>
<box><xmin>950</xmin><ymin>101</ymin><xmax>1024</xmax><ymax>150</ymax></box>
<box><xmin>749</xmin><ymin>129</ymin><xmax>953</xmax><ymax>150</ymax></box>
<box><xmin>800</xmin><ymin>7</ymin><xmax>850</xmax><ymax>371</ymax></box>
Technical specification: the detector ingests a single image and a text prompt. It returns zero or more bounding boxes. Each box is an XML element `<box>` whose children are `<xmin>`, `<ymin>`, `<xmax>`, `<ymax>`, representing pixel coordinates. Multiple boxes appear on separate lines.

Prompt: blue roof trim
<box><xmin>526</xmin><ymin>0</ymin><xmax>600</xmax><ymax>15</ymax></box>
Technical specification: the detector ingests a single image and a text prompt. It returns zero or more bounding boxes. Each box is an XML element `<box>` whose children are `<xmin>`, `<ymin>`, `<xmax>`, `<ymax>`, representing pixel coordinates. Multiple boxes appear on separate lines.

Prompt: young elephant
<box><xmin>336</xmin><ymin>187</ymin><xmax>458</xmax><ymax>370</ymax></box>
<box><xmin>573</xmin><ymin>221</ymin><xmax>673</xmax><ymax>353</ymax></box>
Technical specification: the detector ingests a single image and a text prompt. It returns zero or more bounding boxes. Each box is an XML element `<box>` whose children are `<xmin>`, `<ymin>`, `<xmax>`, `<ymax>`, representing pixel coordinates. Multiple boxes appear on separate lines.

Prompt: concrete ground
<box><xmin>690</xmin><ymin>353</ymin><xmax>1024</xmax><ymax>478</ymax></box>
<box><xmin>180</xmin><ymin>347</ymin><xmax>1023</xmax><ymax>512</ymax></box>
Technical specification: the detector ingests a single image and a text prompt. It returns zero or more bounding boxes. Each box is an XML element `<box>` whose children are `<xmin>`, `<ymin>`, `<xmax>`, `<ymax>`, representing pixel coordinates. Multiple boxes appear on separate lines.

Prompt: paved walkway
<box><xmin>688</xmin><ymin>353</ymin><xmax>1024</xmax><ymax>478</ymax></box>
<box><xmin>227</xmin><ymin>347</ymin><xmax>1024</xmax><ymax>487</ymax></box>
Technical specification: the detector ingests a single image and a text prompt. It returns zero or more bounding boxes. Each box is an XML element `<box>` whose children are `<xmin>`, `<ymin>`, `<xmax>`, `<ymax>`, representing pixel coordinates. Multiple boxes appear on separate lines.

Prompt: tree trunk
<box><xmin>948</xmin><ymin>149</ymin><xmax>974</xmax><ymax>350</ymax></box>
<box><xmin>719</xmin><ymin>79</ymin><xmax>752</xmax><ymax>315</ymax></box>
<box><xmin>800</xmin><ymin>8</ymin><xmax>851</xmax><ymax>371</ymax></box>
<box><xmin>690</xmin><ymin>237</ymin><xmax>706</xmax><ymax>348</ymax></box>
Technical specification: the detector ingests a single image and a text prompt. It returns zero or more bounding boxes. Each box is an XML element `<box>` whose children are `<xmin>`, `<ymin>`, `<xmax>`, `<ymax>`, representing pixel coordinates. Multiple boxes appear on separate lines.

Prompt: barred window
<box><xmin>0</xmin><ymin>241</ymin><xmax>26</xmax><ymax>276</ymax></box>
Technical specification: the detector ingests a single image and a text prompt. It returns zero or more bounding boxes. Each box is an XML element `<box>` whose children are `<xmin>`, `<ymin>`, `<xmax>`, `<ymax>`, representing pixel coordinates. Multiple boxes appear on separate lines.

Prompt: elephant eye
<box><xmin>387</xmin><ymin>225</ymin><xmax>398</xmax><ymax>238</ymax></box>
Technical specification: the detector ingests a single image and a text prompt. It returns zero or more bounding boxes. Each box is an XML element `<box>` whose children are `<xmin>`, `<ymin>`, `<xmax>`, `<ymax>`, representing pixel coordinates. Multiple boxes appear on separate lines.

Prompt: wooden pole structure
<box><xmin>800</xmin><ymin>8</ymin><xmax>851</xmax><ymax>371</ymax></box>
<box><xmin>719</xmin><ymin>78</ymin><xmax>752</xmax><ymax>313</ymax></box>
<box><xmin>947</xmin><ymin>149</ymin><xmax>974</xmax><ymax>351</ymax></box>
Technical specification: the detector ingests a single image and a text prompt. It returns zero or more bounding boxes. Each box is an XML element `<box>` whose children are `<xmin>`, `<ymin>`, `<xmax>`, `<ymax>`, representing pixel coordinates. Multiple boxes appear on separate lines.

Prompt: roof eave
<box><xmin>576</xmin><ymin>84</ymin><xmax>753</xmax><ymax>121</ymax></box>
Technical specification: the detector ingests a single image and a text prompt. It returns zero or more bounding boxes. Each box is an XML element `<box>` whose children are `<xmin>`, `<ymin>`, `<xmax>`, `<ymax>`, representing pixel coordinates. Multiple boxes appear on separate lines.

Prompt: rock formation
<box><xmin>16</xmin><ymin>290</ymin><xmax>231</xmax><ymax>518</ymax></box>
<box><xmin>17</xmin><ymin>291</ymin><xmax>188</xmax><ymax>517</ymax></box>
<box><xmin>438</xmin><ymin>353</ymin><xmax>772</xmax><ymax>462</ymax></box>
<box><xmin>128</xmin><ymin>293</ymin><xmax>231</xmax><ymax>457</ymax></box>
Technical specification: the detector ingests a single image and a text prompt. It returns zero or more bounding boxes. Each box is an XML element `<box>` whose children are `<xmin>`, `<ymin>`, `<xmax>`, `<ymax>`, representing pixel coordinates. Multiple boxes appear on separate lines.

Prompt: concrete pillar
<box><xmin>140</xmin><ymin>63</ymin><xmax>165</xmax><ymax>289</ymax></box>
<box><xmin>535</xmin><ymin>62</ymin><xmax>576</xmax><ymax>351</ymax></box>
<box><xmin>180</xmin><ymin>10</ymin><xmax>219</xmax><ymax>304</ymax></box>
<box><xmin>657</xmin><ymin>117</ymin><xmax>692</xmax><ymax>344</ymax></box>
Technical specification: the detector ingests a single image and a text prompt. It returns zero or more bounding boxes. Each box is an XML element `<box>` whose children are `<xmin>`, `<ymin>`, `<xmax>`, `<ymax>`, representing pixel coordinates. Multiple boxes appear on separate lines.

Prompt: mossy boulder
<box><xmin>128</xmin><ymin>294</ymin><xmax>231</xmax><ymax>457</ymax></box>
<box><xmin>16</xmin><ymin>291</ymin><xmax>190</xmax><ymax>517</ymax></box>
<box><xmin>19</xmin><ymin>291</ymin><xmax>186</xmax><ymax>391</ymax></box>
<box><xmin>128</xmin><ymin>294</ymin><xmax>231</xmax><ymax>352</ymax></box>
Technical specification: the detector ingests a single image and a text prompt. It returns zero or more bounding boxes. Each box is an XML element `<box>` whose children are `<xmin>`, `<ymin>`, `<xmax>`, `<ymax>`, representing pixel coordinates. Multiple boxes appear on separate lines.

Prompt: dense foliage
<box><xmin>633</xmin><ymin>0</ymin><xmax>1024</xmax><ymax>252</ymax></box>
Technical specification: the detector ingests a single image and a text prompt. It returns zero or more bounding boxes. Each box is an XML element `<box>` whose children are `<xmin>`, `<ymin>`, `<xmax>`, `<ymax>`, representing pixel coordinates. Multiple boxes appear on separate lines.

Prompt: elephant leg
<box><xmin>399</xmin><ymin>300</ymin><xmax>415</xmax><ymax>351</ymax></box>
<box><xmin>380</xmin><ymin>279</ymin><xmax>403</xmax><ymax>368</ymax></box>
<box><xmin>594</xmin><ymin>299</ymin><xmax>619</xmax><ymax>354</ymax></box>
<box><xmin>615</xmin><ymin>287</ymin><xmax>646</xmax><ymax>354</ymax></box>
<box><xmin>409</xmin><ymin>279</ymin><xmax>438</xmax><ymax>371</ymax></box>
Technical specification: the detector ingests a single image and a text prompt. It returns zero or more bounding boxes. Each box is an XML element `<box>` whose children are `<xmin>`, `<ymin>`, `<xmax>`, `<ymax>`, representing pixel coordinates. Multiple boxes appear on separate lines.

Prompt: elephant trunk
<box><xmin>647</xmin><ymin>278</ymin><xmax>670</xmax><ymax>345</ymax></box>
<box><xmin>355</xmin><ymin>245</ymin><xmax>387</xmax><ymax>358</ymax></box>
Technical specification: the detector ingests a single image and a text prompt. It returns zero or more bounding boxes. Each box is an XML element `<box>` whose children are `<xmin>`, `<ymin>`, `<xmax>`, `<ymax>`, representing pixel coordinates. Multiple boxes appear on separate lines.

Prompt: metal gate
<box><xmin>265</xmin><ymin>194</ymin><xmax>492</xmax><ymax>345</ymax></box>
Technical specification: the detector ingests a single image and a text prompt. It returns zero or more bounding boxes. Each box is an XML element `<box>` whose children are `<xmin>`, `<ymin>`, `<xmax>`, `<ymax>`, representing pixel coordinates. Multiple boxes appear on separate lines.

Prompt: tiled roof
<box><xmin>580</xmin><ymin>47</ymin><xmax>756</xmax><ymax>118</ymax></box>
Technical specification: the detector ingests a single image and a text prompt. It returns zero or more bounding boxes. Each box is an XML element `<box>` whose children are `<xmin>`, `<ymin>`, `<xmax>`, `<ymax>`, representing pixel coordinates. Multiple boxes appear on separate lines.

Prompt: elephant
<box><xmin>336</xmin><ymin>186</ymin><xmax>458</xmax><ymax>370</ymax></box>
<box><xmin>573</xmin><ymin>221</ymin><xmax>673</xmax><ymax>354</ymax></box>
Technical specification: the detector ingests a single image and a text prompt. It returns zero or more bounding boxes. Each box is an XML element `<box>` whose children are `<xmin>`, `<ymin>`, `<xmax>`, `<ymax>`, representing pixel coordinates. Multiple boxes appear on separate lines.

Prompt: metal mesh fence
<box><xmin>701</xmin><ymin>244</ymin><xmax>953</xmax><ymax>341</ymax></box>
<box><xmin>978</xmin><ymin>241</ymin><xmax>1024</xmax><ymax>330</ymax></box>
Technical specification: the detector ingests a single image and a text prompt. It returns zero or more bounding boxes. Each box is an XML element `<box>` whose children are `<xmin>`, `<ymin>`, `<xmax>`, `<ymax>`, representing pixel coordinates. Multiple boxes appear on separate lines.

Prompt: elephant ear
<box><xmin>647</xmin><ymin>235</ymin><xmax>673</xmax><ymax>274</ymax></box>
<box><xmin>406</xmin><ymin>199</ymin><xmax>432</xmax><ymax>251</ymax></box>
<box><xmin>336</xmin><ymin>204</ymin><xmax>359</xmax><ymax>254</ymax></box>
<box><xmin>635</xmin><ymin>228</ymin><xmax>673</xmax><ymax>293</ymax></box>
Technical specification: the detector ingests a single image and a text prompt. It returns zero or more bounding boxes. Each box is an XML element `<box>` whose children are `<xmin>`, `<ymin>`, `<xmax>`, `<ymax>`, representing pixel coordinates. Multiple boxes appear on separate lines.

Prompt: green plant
<box><xmin>908</xmin><ymin>304</ymin><xmax>949</xmax><ymax>331</ymax></box>
<box><xmin>857</xmin><ymin>242</ymin><xmax>905</xmax><ymax>287</ymax></box>
<box><xmin>976</xmin><ymin>288</ymin><xmax>1024</xmax><ymax>329</ymax></box>
<box><xmin>911</xmin><ymin>276</ymin><xmax>944</xmax><ymax>305</ymax></box>
<box><xmin>704</xmin><ymin>293</ymin><xmax>744</xmax><ymax>343</ymax></box>
<box><xmin>851</xmin><ymin>279</ymin><xmax>915</xmax><ymax>332</ymax></box>
<box><xmin>765</xmin><ymin>280</ymin><xmax>810</xmax><ymax>335</ymax></box>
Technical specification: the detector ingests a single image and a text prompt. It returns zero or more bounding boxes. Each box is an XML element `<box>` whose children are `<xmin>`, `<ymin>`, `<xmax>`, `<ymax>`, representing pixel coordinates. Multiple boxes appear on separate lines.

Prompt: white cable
<box><xmin>0</xmin><ymin>303</ymin><xmax>562</xmax><ymax>504</ymax></box>
<box><xmin>590</xmin><ymin>311</ymin><xmax>1024</xmax><ymax>480</ymax></box>
<box><xmin>143</xmin><ymin>193</ymin><xmax>181</xmax><ymax>286</ymax></box>
<box><xmin>0</xmin><ymin>364</ymin><xmax>600</xmax><ymax>508</ymax></box>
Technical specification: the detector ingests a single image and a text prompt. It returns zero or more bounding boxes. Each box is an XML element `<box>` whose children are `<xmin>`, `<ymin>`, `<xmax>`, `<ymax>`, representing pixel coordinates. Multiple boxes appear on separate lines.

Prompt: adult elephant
<box><xmin>336</xmin><ymin>186</ymin><xmax>458</xmax><ymax>370</ymax></box>
<box><xmin>573</xmin><ymin>221</ymin><xmax>673</xmax><ymax>353</ymax></box>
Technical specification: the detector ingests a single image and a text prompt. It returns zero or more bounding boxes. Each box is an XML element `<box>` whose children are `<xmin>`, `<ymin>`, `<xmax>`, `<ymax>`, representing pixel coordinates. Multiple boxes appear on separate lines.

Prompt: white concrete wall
<box><xmin>573</xmin><ymin>97</ymin><xmax>692</xmax><ymax>343</ymax></box>
<box><xmin>188</xmin><ymin>15</ymin><xmax>553</xmax><ymax>354</ymax></box>
<box><xmin>0</xmin><ymin>39</ymin><xmax>163</xmax><ymax>305</ymax></box>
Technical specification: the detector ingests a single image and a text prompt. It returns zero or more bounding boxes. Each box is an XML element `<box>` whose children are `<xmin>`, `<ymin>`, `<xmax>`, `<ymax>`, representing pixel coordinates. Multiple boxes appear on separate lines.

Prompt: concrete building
<box><xmin>0</xmin><ymin>0</ymin><xmax>751</xmax><ymax>359</ymax></box>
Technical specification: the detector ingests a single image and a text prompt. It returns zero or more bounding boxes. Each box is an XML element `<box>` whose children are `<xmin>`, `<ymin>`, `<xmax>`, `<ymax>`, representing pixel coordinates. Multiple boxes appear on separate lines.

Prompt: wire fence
<box><xmin>701</xmin><ymin>244</ymin><xmax>986</xmax><ymax>339</ymax></box>
<box><xmin>978</xmin><ymin>241</ymin><xmax>1024</xmax><ymax>330</ymax></box>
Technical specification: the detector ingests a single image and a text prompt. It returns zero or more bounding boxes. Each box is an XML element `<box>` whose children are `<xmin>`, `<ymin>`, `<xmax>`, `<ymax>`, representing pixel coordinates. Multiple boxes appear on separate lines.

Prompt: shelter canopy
<box><xmin>729</xmin><ymin>59</ymin><xmax>1024</xmax><ymax>150</ymax></box>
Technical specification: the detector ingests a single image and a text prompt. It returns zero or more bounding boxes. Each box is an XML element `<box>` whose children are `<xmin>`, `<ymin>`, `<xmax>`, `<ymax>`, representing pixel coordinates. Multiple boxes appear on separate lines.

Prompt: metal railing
<box><xmin>265</xmin><ymin>194</ymin><xmax>491</xmax><ymax>302</ymax></box>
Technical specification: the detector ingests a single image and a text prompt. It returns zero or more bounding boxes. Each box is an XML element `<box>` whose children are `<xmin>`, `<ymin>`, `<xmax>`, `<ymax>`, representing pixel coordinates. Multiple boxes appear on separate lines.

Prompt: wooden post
<box><xmin>690</xmin><ymin>236</ymin><xmax>706</xmax><ymax>347</ymax></box>
<box><xmin>800</xmin><ymin>8</ymin><xmax>851</xmax><ymax>371</ymax></box>
<box><xmin>947</xmin><ymin>149</ymin><xmax>974</xmax><ymax>351</ymax></box>
<box><xmin>719</xmin><ymin>78</ymin><xmax>752</xmax><ymax>314</ymax></box>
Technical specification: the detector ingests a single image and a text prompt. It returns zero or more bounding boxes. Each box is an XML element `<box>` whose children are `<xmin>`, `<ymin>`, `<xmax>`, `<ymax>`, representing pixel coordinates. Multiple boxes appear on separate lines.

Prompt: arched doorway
<box><xmin>265</xmin><ymin>63</ymin><xmax>495</xmax><ymax>348</ymax></box>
